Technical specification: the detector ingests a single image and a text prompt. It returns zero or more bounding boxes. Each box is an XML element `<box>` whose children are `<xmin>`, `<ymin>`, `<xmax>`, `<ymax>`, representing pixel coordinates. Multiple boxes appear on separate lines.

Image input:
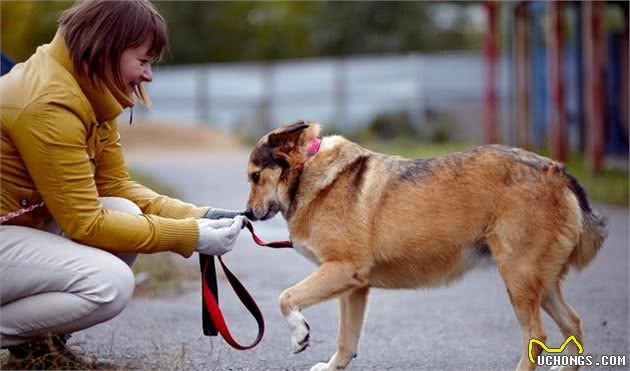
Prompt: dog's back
<box><xmin>289</xmin><ymin>138</ymin><xmax>606</xmax><ymax>289</ymax></box>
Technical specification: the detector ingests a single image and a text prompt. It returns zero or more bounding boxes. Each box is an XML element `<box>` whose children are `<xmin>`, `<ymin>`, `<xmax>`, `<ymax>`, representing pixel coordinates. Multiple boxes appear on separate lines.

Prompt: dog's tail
<box><xmin>563</xmin><ymin>170</ymin><xmax>608</xmax><ymax>270</ymax></box>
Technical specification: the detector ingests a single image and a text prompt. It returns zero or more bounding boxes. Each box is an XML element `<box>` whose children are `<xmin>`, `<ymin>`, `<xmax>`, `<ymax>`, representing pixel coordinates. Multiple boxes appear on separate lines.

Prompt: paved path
<box><xmin>73</xmin><ymin>149</ymin><xmax>628</xmax><ymax>371</ymax></box>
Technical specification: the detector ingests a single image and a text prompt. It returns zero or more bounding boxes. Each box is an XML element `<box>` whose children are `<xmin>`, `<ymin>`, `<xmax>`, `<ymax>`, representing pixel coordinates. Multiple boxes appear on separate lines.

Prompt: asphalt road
<box><xmin>72</xmin><ymin>149</ymin><xmax>629</xmax><ymax>371</ymax></box>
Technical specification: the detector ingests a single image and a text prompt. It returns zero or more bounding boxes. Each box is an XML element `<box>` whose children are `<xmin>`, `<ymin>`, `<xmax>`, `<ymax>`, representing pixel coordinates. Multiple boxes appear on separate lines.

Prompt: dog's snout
<box><xmin>244</xmin><ymin>208</ymin><xmax>256</xmax><ymax>221</ymax></box>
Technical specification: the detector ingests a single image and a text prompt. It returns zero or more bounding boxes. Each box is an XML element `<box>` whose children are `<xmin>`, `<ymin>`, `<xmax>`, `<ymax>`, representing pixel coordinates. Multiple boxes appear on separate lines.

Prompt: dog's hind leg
<box><xmin>312</xmin><ymin>286</ymin><xmax>370</xmax><ymax>371</ymax></box>
<box><xmin>279</xmin><ymin>262</ymin><xmax>369</xmax><ymax>358</ymax></box>
<box><xmin>542</xmin><ymin>283</ymin><xmax>584</xmax><ymax>371</ymax></box>
<box><xmin>488</xmin><ymin>236</ymin><xmax>548</xmax><ymax>371</ymax></box>
<box><xmin>511</xmin><ymin>285</ymin><xmax>546</xmax><ymax>371</ymax></box>
<box><xmin>500</xmin><ymin>268</ymin><xmax>547</xmax><ymax>371</ymax></box>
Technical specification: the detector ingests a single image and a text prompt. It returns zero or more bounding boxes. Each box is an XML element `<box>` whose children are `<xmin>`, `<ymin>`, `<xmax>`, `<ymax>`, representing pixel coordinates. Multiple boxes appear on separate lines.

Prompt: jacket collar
<box><xmin>48</xmin><ymin>32</ymin><xmax>134</xmax><ymax>122</ymax></box>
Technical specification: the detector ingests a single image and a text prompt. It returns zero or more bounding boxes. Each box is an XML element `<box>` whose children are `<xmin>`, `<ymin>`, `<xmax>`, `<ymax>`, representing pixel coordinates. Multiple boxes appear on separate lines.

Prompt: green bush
<box><xmin>358</xmin><ymin>110</ymin><xmax>419</xmax><ymax>141</ymax></box>
<box><xmin>128</xmin><ymin>168</ymin><xmax>179</xmax><ymax>198</ymax></box>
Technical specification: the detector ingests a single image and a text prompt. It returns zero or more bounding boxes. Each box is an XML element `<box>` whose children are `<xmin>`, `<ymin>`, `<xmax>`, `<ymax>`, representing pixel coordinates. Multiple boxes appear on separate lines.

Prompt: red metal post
<box><xmin>548</xmin><ymin>1</ymin><xmax>567</xmax><ymax>162</ymax></box>
<box><xmin>583</xmin><ymin>1</ymin><xmax>605</xmax><ymax>172</ymax></box>
<box><xmin>484</xmin><ymin>1</ymin><xmax>499</xmax><ymax>144</ymax></box>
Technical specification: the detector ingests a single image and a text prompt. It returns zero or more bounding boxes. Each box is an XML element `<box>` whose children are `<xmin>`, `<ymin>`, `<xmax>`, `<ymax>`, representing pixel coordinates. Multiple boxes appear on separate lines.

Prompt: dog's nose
<box><xmin>244</xmin><ymin>208</ymin><xmax>256</xmax><ymax>220</ymax></box>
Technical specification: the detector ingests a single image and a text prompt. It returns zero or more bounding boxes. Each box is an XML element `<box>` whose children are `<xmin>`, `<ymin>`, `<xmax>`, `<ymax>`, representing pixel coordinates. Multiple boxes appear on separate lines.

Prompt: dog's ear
<box><xmin>268</xmin><ymin>120</ymin><xmax>321</xmax><ymax>167</ymax></box>
<box><xmin>268</xmin><ymin>121</ymin><xmax>310</xmax><ymax>148</ymax></box>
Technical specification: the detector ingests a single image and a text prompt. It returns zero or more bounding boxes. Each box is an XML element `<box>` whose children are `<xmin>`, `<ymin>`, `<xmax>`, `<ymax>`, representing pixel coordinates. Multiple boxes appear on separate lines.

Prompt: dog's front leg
<box><xmin>311</xmin><ymin>286</ymin><xmax>370</xmax><ymax>371</ymax></box>
<box><xmin>278</xmin><ymin>262</ymin><xmax>368</xmax><ymax>359</ymax></box>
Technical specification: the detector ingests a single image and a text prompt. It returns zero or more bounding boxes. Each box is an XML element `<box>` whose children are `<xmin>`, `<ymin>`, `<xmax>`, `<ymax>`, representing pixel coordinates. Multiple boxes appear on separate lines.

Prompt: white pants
<box><xmin>0</xmin><ymin>197</ymin><xmax>140</xmax><ymax>347</ymax></box>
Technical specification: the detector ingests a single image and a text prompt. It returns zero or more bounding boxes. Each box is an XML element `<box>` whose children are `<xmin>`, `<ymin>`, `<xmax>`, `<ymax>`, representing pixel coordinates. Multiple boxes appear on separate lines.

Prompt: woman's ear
<box><xmin>266</xmin><ymin>120</ymin><xmax>322</xmax><ymax>168</ymax></box>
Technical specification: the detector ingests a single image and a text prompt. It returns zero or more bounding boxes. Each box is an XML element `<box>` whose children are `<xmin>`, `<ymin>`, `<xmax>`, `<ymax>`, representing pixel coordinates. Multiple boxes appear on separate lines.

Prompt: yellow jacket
<box><xmin>0</xmin><ymin>33</ymin><xmax>207</xmax><ymax>257</ymax></box>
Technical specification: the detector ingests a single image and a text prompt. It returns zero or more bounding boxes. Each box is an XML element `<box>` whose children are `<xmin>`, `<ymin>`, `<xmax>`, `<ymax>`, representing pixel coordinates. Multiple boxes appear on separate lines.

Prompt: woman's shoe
<box><xmin>5</xmin><ymin>333</ymin><xmax>92</xmax><ymax>369</ymax></box>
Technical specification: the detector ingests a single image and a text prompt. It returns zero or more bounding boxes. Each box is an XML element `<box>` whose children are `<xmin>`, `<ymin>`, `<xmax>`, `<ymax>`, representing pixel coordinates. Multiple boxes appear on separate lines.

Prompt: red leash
<box><xmin>244</xmin><ymin>220</ymin><xmax>293</xmax><ymax>248</ymax></box>
<box><xmin>201</xmin><ymin>220</ymin><xmax>292</xmax><ymax>349</ymax></box>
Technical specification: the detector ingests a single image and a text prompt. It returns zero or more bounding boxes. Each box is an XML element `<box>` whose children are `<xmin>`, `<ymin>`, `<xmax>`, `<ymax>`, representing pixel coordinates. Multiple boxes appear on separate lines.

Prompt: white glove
<box><xmin>195</xmin><ymin>216</ymin><xmax>246</xmax><ymax>256</ymax></box>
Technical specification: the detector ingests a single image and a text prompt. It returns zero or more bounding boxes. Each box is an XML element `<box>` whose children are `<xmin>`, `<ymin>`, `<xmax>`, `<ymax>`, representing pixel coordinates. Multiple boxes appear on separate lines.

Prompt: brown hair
<box><xmin>58</xmin><ymin>0</ymin><xmax>168</xmax><ymax>104</ymax></box>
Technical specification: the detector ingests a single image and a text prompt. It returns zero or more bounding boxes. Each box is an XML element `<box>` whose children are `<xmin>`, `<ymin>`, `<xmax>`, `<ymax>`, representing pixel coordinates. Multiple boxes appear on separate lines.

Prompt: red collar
<box><xmin>307</xmin><ymin>137</ymin><xmax>321</xmax><ymax>157</ymax></box>
<box><xmin>296</xmin><ymin>138</ymin><xmax>321</xmax><ymax>170</ymax></box>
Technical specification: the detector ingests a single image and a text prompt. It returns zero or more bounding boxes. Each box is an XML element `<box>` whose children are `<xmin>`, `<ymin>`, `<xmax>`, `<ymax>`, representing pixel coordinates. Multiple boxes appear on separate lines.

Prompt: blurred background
<box><xmin>2</xmin><ymin>1</ymin><xmax>628</xmax><ymax>204</ymax></box>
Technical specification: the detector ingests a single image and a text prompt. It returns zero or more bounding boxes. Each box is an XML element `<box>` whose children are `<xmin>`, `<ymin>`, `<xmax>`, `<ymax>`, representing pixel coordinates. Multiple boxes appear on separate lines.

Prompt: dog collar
<box><xmin>296</xmin><ymin>138</ymin><xmax>321</xmax><ymax>171</ymax></box>
<box><xmin>307</xmin><ymin>137</ymin><xmax>321</xmax><ymax>157</ymax></box>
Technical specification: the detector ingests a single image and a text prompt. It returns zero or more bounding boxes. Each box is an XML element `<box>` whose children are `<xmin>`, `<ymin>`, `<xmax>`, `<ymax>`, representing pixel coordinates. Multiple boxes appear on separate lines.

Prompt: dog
<box><xmin>244</xmin><ymin>120</ymin><xmax>607</xmax><ymax>371</ymax></box>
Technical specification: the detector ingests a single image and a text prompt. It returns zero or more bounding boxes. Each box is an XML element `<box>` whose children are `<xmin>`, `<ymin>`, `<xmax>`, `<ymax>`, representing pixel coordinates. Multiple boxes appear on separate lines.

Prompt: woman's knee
<box><xmin>87</xmin><ymin>257</ymin><xmax>136</xmax><ymax>318</ymax></box>
<box><xmin>97</xmin><ymin>197</ymin><xmax>141</xmax><ymax>267</ymax></box>
<box><xmin>98</xmin><ymin>197</ymin><xmax>141</xmax><ymax>214</ymax></box>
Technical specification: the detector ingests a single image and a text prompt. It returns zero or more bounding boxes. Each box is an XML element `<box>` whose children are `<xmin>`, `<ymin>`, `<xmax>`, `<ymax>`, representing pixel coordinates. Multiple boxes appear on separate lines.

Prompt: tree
<box><xmin>1</xmin><ymin>1</ymin><xmax>482</xmax><ymax>65</ymax></box>
<box><xmin>1</xmin><ymin>1</ymin><xmax>71</xmax><ymax>62</ymax></box>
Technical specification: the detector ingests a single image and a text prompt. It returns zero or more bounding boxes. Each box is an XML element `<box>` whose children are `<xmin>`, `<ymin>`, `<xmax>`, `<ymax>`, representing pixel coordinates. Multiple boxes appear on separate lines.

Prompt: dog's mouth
<box><xmin>247</xmin><ymin>201</ymin><xmax>280</xmax><ymax>221</ymax></box>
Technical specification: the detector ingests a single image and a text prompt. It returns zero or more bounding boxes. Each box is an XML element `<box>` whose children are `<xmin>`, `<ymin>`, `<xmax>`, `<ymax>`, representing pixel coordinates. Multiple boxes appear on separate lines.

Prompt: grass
<box><xmin>131</xmin><ymin>253</ymin><xmax>198</xmax><ymax>298</ymax></box>
<box><xmin>365</xmin><ymin>139</ymin><xmax>629</xmax><ymax>207</ymax></box>
<box><xmin>558</xmin><ymin>154</ymin><xmax>628</xmax><ymax>206</ymax></box>
<box><xmin>128</xmin><ymin>168</ymin><xmax>180</xmax><ymax>198</ymax></box>
<box><xmin>366</xmin><ymin>138</ymin><xmax>476</xmax><ymax>158</ymax></box>
<box><xmin>0</xmin><ymin>338</ymin><xmax>128</xmax><ymax>370</ymax></box>
<box><xmin>0</xmin><ymin>337</ymin><xmax>193</xmax><ymax>370</ymax></box>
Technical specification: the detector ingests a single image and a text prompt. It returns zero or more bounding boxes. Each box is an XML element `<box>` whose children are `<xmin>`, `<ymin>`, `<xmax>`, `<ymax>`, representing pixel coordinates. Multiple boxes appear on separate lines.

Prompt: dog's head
<box><xmin>245</xmin><ymin>120</ymin><xmax>321</xmax><ymax>221</ymax></box>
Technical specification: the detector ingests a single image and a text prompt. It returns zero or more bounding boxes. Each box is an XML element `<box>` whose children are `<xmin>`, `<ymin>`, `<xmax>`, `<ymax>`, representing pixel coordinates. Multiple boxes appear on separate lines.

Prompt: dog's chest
<box><xmin>292</xmin><ymin>241</ymin><xmax>320</xmax><ymax>265</ymax></box>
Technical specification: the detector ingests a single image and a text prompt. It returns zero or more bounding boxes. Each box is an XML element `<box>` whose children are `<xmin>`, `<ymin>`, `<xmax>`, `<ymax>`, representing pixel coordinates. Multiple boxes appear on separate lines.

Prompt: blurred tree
<box><xmin>2</xmin><ymin>1</ymin><xmax>482</xmax><ymax>64</ymax></box>
<box><xmin>311</xmin><ymin>2</ymin><xmax>432</xmax><ymax>55</ymax></box>
<box><xmin>156</xmin><ymin>1</ymin><xmax>319</xmax><ymax>62</ymax></box>
<box><xmin>1</xmin><ymin>1</ymin><xmax>72</xmax><ymax>62</ymax></box>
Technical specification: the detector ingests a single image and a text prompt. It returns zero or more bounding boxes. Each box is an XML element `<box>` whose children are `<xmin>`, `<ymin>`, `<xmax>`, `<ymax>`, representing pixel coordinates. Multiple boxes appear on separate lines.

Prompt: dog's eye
<box><xmin>251</xmin><ymin>172</ymin><xmax>260</xmax><ymax>184</ymax></box>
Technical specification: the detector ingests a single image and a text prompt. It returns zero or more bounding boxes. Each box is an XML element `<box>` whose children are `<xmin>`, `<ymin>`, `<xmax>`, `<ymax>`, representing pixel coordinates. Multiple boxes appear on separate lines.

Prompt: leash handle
<box><xmin>201</xmin><ymin>255</ymin><xmax>264</xmax><ymax>350</ymax></box>
<box><xmin>199</xmin><ymin>254</ymin><xmax>218</xmax><ymax>336</ymax></box>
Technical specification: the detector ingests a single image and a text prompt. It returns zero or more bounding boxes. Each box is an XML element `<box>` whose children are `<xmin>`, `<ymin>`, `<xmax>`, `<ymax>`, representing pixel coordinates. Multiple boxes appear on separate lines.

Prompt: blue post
<box><xmin>565</xmin><ymin>2</ymin><xmax>585</xmax><ymax>152</ymax></box>
<box><xmin>605</xmin><ymin>32</ymin><xmax>629</xmax><ymax>154</ymax></box>
<box><xmin>529</xmin><ymin>1</ymin><xmax>549</xmax><ymax>150</ymax></box>
<box><xmin>1</xmin><ymin>53</ymin><xmax>15</xmax><ymax>76</ymax></box>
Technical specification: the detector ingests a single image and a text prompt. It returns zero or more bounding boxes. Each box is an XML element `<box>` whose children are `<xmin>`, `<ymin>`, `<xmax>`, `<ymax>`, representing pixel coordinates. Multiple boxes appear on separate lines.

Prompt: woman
<box><xmin>0</xmin><ymin>0</ymin><xmax>244</xmax><ymax>364</ymax></box>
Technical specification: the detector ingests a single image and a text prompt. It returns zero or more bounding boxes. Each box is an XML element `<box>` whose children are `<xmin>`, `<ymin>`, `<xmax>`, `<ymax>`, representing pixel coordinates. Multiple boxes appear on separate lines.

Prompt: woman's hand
<box><xmin>195</xmin><ymin>216</ymin><xmax>246</xmax><ymax>256</ymax></box>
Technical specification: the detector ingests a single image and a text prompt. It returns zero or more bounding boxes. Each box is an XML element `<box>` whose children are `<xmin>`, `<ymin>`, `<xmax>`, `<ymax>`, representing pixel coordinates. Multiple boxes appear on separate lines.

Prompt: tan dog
<box><xmin>245</xmin><ymin>121</ymin><xmax>607</xmax><ymax>371</ymax></box>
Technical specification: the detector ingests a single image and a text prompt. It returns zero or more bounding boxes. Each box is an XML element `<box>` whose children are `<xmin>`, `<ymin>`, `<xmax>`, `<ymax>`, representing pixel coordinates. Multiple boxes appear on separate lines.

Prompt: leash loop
<box><xmin>201</xmin><ymin>256</ymin><xmax>265</xmax><ymax>350</ymax></box>
<box><xmin>201</xmin><ymin>219</ymin><xmax>292</xmax><ymax>350</ymax></box>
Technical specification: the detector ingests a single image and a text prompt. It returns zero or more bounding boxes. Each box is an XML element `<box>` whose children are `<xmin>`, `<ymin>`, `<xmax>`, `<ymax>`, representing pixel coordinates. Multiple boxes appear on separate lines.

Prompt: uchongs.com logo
<box><xmin>529</xmin><ymin>336</ymin><xmax>627</xmax><ymax>368</ymax></box>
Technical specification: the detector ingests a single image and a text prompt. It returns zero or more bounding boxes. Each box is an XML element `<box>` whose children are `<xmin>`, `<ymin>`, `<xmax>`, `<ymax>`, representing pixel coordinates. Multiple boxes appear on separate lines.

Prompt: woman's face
<box><xmin>119</xmin><ymin>38</ymin><xmax>154</xmax><ymax>95</ymax></box>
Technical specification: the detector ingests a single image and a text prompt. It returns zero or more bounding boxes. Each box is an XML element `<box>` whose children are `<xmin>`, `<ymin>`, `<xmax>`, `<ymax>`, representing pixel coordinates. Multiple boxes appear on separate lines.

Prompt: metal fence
<box><xmin>132</xmin><ymin>52</ymin><xmax>508</xmax><ymax>141</ymax></box>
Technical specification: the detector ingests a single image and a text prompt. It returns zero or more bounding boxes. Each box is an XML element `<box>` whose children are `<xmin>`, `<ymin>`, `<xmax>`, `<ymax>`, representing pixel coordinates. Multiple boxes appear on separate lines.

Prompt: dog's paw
<box><xmin>310</xmin><ymin>362</ymin><xmax>333</xmax><ymax>371</ymax></box>
<box><xmin>287</xmin><ymin>310</ymin><xmax>310</xmax><ymax>353</ymax></box>
<box><xmin>292</xmin><ymin>329</ymin><xmax>309</xmax><ymax>354</ymax></box>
